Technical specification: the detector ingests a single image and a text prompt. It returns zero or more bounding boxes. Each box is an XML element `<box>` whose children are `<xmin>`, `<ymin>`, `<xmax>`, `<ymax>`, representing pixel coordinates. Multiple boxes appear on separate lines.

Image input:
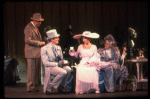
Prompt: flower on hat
<box><xmin>84</xmin><ymin>32</ymin><xmax>91</xmax><ymax>36</ymax></box>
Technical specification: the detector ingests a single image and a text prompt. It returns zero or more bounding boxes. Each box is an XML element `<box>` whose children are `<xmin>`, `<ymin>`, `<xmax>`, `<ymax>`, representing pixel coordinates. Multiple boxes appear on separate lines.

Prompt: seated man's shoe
<box><xmin>45</xmin><ymin>84</ymin><xmax>54</xmax><ymax>95</ymax></box>
<box><xmin>33</xmin><ymin>88</ymin><xmax>39</xmax><ymax>92</ymax></box>
<box><xmin>58</xmin><ymin>90</ymin><xmax>69</xmax><ymax>94</ymax></box>
<box><xmin>83</xmin><ymin>89</ymin><xmax>95</xmax><ymax>94</ymax></box>
<box><xmin>46</xmin><ymin>90</ymin><xmax>52</xmax><ymax>95</ymax></box>
<box><xmin>58</xmin><ymin>85</ymin><xmax>69</xmax><ymax>94</ymax></box>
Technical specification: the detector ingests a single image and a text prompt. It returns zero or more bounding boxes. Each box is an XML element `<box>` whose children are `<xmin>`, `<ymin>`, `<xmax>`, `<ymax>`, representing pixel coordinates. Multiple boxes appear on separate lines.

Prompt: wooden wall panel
<box><xmin>134</xmin><ymin>2</ymin><xmax>142</xmax><ymax>33</ymax></box>
<box><xmin>6</xmin><ymin>2</ymin><xmax>16</xmax><ymax>58</ymax></box>
<box><xmin>141</xmin><ymin>1</ymin><xmax>148</xmax><ymax>48</ymax></box>
<box><xmin>15</xmin><ymin>2</ymin><xmax>27</xmax><ymax>71</ymax></box>
<box><xmin>94</xmin><ymin>2</ymin><xmax>103</xmax><ymax>38</ymax></box>
<box><xmin>118</xmin><ymin>1</ymin><xmax>127</xmax><ymax>29</ymax></box>
<box><xmin>102</xmin><ymin>1</ymin><xmax>111</xmax><ymax>37</ymax></box>
<box><xmin>43</xmin><ymin>2</ymin><xmax>52</xmax><ymax>38</ymax></box>
<box><xmin>93</xmin><ymin>2</ymin><xmax>103</xmax><ymax>47</ymax></box>
<box><xmin>86</xmin><ymin>2</ymin><xmax>94</xmax><ymax>31</ymax></box>
<box><xmin>15</xmin><ymin>2</ymin><xmax>25</xmax><ymax>59</ymax></box>
<box><xmin>51</xmin><ymin>1</ymin><xmax>60</xmax><ymax>32</ymax></box>
<box><xmin>134</xmin><ymin>2</ymin><xmax>142</xmax><ymax>47</ymax></box>
<box><xmin>127</xmin><ymin>2</ymin><xmax>134</xmax><ymax>28</ymax></box>
<box><xmin>60</xmin><ymin>2</ymin><xmax>69</xmax><ymax>48</ymax></box>
<box><xmin>77</xmin><ymin>2</ymin><xmax>86</xmax><ymax>33</ymax></box>
<box><xmin>32</xmin><ymin>1</ymin><xmax>42</xmax><ymax>13</ymax></box>
<box><xmin>3</xmin><ymin>2</ymin><xmax>8</xmax><ymax>56</ymax></box>
<box><xmin>70</xmin><ymin>2</ymin><xmax>78</xmax><ymax>34</ymax></box>
<box><xmin>24</xmin><ymin>2</ymin><xmax>34</xmax><ymax>26</ymax></box>
<box><xmin>60</xmin><ymin>2</ymin><xmax>69</xmax><ymax>33</ymax></box>
<box><xmin>117</xmin><ymin>2</ymin><xmax>127</xmax><ymax>47</ymax></box>
<box><xmin>110</xmin><ymin>2</ymin><xmax>119</xmax><ymax>35</ymax></box>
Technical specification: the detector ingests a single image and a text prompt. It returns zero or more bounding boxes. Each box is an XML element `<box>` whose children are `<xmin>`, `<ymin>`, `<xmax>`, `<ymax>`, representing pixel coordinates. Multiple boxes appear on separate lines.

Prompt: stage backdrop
<box><xmin>3</xmin><ymin>1</ymin><xmax>148</xmax><ymax>82</ymax></box>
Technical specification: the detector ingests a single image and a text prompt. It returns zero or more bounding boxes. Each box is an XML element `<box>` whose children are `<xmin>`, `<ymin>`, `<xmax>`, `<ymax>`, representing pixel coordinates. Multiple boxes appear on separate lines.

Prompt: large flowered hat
<box><xmin>73</xmin><ymin>31</ymin><xmax>100</xmax><ymax>39</ymax></box>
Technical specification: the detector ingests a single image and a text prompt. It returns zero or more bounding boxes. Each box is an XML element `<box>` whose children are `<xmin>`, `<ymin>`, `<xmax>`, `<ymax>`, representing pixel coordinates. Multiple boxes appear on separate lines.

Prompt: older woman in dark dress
<box><xmin>97</xmin><ymin>34</ymin><xmax>128</xmax><ymax>92</ymax></box>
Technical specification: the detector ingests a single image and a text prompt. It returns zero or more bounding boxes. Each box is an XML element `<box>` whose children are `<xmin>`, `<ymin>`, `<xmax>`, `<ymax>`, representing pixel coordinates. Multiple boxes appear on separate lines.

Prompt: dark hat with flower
<box><xmin>104</xmin><ymin>34</ymin><xmax>116</xmax><ymax>45</ymax></box>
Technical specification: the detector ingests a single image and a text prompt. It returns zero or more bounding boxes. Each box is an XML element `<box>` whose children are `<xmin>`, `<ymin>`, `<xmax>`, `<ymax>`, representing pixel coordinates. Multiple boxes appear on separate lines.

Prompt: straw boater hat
<box><xmin>30</xmin><ymin>13</ymin><xmax>44</xmax><ymax>21</ymax></box>
<box><xmin>73</xmin><ymin>31</ymin><xmax>100</xmax><ymax>39</ymax></box>
<box><xmin>46</xmin><ymin>29</ymin><xmax>60</xmax><ymax>40</ymax></box>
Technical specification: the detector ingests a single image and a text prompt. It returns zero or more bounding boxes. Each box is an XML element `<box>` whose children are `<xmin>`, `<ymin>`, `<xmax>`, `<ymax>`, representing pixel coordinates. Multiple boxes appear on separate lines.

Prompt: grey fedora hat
<box><xmin>30</xmin><ymin>13</ymin><xmax>44</xmax><ymax>21</ymax></box>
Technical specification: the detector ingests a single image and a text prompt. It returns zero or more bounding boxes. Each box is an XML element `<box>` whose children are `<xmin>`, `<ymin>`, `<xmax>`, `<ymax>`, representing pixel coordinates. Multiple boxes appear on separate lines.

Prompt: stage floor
<box><xmin>4</xmin><ymin>82</ymin><xmax>148</xmax><ymax>98</ymax></box>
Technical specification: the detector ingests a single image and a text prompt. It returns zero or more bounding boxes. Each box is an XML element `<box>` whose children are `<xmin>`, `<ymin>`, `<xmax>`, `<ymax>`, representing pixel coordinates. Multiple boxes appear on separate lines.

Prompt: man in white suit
<box><xmin>41</xmin><ymin>29</ymin><xmax>71</xmax><ymax>95</ymax></box>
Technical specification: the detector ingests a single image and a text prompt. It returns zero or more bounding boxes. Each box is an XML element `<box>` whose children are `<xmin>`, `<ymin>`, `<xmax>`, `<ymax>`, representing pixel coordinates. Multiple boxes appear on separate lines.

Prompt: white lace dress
<box><xmin>70</xmin><ymin>44</ymin><xmax>111</xmax><ymax>94</ymax></box>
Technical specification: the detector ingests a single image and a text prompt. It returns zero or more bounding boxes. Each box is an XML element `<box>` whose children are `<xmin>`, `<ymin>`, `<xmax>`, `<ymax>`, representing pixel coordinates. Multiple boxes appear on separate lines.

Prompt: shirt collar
<box><xmin>49</xmin><ymin>43</ymin><xmax>60</xmax><ymax>50</ymax></box>
<box><xmin>49</xmin><ymin>42</ymin><xmax>56</xmax><ymax>47</ymax></box>
<box><xmin>31</xmin><ymin>21</ymin><xmax>36</xmax><ymax>28</ymax></box>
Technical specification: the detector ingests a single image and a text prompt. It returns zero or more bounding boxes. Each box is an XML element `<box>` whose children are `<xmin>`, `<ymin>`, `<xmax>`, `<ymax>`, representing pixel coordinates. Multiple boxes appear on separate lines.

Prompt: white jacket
<box><xmin>41</xmin><ymin>43</ymin><xmax>63</xmax><ymax>93</ymax></box>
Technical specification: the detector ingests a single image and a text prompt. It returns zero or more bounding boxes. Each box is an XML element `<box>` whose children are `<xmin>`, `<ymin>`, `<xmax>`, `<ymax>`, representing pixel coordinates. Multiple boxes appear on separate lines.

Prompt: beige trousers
<box><xmin>26</xmin><ymin>58</ymin><xmax>41</xmax><ymax>91</ymax></box>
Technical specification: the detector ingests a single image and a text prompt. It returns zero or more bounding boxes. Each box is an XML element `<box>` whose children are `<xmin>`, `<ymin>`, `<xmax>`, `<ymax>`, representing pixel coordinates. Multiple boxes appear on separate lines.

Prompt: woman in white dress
<box><xmin>69</xmin><ymin>31</ymin><xmax>111</xmax><ymax>94</ymax></box>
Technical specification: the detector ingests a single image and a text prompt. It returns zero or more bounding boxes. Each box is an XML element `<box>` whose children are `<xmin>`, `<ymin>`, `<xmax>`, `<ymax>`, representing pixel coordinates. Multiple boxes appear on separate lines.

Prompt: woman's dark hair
<box><xmin>104</xmin><ymin>39</ymin><xmax>117</xmax><ymax>48</ymax></box>
<box><xmin>48</xmin><ymin>37</ymin><xmax>56</xmax><ymax>42</ymax></box>
<box><xmin>82</xmin><ymin>36</ymin><xmax>92</xmax><ymax>41</ymax></box>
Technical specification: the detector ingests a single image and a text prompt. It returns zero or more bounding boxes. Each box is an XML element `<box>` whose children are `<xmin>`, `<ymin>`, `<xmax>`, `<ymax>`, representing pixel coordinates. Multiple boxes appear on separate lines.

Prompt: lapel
<box><xmin>46</xmin><ymin>43</ymin><xmax>55</xmax><ymax>59</ymax></box>
<box><xmin>29</xmin><ymin>22</ymin><xmax>41</xmax><ymax>37</ymax></box>
<box><xmin>46</xmin><ymin>43</ymin><xmax>63</xmax><ymax>61</ymax></box>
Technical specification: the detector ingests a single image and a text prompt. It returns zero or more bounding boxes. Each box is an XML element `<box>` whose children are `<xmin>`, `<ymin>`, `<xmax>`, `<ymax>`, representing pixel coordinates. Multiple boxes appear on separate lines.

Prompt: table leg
<box><xmin>140</xmin><ymin>63</ymin><xmax>143</xmax><ymax>80</ymax></box>
<box><xmin>136</xmin><ymin>63</ymin><xmax>140</xmax><ymax>82</ymax></box>
<box><xmin>41</xmin><ymin>59</ymin><xmax>44</xmax><ymax>85</ymax></box>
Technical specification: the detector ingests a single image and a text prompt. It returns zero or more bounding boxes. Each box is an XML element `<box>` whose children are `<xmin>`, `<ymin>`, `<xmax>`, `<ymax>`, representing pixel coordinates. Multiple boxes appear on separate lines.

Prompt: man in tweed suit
<box><xmin>41</xmin><ymin>29</ymin><xmax>71</xmax><ymax>94</ymax></box>
<box><xmin>24</xmin><ymin>13</ymin><xmax>45</xmax><ymax>92</ymax></box>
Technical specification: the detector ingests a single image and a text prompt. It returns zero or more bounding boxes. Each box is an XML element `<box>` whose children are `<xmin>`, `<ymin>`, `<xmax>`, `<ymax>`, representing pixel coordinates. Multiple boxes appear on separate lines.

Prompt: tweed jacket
<box><xmin>24</xmin><ymin>22</ymin><xmax>42</xmax><ymax>58</ymax></box>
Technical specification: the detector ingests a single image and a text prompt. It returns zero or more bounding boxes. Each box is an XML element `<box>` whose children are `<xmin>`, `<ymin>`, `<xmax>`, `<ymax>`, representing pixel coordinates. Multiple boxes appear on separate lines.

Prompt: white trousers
<box><xmin>44</xmin><ymin>66</ymin><xmax>71</xmax><ymax>93</ymax></box>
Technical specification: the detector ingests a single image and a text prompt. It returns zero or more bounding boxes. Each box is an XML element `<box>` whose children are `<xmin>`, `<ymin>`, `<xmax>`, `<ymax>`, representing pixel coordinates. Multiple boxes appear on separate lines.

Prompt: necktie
<box><xmin>51</xmin><ymin>45</ymin><xmax>57</xmax><ymax>57</ymax></box>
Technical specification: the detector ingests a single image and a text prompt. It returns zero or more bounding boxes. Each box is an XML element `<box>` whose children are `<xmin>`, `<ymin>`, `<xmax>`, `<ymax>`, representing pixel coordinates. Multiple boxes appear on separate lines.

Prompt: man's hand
<box><xmin>63</xmin><ymin>60</ymin><xmax>69</xmax><ymax>66</ymax></box>
<box><xmin>39</xmin><ymin>42</ymin><xmax>45</xmax><ymax>47</ymax></box>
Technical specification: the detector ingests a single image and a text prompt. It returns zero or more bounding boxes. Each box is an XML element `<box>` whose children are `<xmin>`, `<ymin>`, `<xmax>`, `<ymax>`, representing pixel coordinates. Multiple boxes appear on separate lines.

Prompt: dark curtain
<box><xmin>3</xmin><ymin>1</ymin><xmax>148</xmax><ymax>67</ymax></box>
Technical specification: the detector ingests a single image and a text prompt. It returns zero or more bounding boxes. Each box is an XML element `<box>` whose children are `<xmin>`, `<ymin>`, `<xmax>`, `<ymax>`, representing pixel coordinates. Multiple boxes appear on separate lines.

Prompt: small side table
<box><xmin>125</xmin><ymin>58</ymin><xmax>148</xmax><ymax>91</ymax></box>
